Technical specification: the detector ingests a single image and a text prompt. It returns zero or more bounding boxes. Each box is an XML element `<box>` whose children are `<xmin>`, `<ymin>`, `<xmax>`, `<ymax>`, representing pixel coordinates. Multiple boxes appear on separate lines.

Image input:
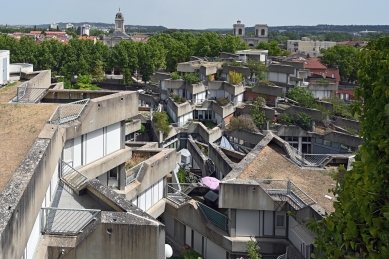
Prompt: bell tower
<box><xmin>115</xmin><ymin>9</ymin><xmax>125</xmax><ymax>32</ymax></box>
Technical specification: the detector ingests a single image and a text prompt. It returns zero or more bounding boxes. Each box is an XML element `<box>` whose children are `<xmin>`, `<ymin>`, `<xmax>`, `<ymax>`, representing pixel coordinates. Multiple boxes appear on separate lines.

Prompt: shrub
<box><xmin>315</xmin><ymin>78</ymin><xmax>331</xmax><ymax>84</ymax></box>
<box><xmin>171</xmin><ymin>72</ymin><xmax>180</xmax><ymax>80</ymax></box>
<box><xmin>171</xmin><ymin>93</ymin><xmax>187</xmax><ymax>104</ymax></box>
<box><xmin>139</xmin><ymin>124</ymin><xmax>146</xmax><ymax>133</ymax></box>
<box><xmin>177</xmin><ymin>168</ymin><xmax>187</xmax><ymax>183</ymax></box>
<box><xmin>228</xmin><ymin>116</ymin><xmax>258</xmax><ymax>132</ymax></box>
<box><xmin>293</xmin><ymin>112</ymin><xmax>313</xmax><ymax>131</ymax></box>
<box><xmin>183</xmin><ymin>249</ymin><xmax>203</xmax><ymax>259</ymax></box>
<box><xmin>255</xmin><ymin>96</ymin><xmax>266</xmax><ymax>107</ymax></box>
<box><xmin>287</xmin><ymin>86</ymin><xmax>316</xmax><ymax>108</ymax></box>
<box><xmin>153</xmin><ymin>111</ymin><xmax>171</xmax><ymax>138</ymax></box>
<box><xmin>217</xmin><ymin>98</ymin><xmax>229</xmax><ymax>106</ymax></box>
<box><xmin>322</xmin><ymin>95</ymin><xmax>354</xmax><ymax>119</ymax></box>
<box><xmin>183</xmin><ymin>73</ymin><xmax>200</xmax><ymax>84</ymax></box>
<box><xmin>206</xmin><ymin>74</ymin><xmax>213</xmax><ymax>81</ymax></box>
<box><xmin>278</xmin><ymin>113</ymin><xmax>292</xmax><ymax>125</ymax></box>
<box><xmin>258</xmin><ymin>80</ymin><xmax>275</xmax><ymax>86</ymax></box>
<box><xmin>229</xmin><ymin>71</ymin><xmax>243</xmax><ymax>85</ymax></box>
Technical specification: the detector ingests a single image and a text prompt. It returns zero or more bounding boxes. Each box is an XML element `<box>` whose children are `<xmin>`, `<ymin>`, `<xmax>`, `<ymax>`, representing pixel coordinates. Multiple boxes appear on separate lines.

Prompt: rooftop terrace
<box><xmin>238</xmin><ymin>142</ymin><xmax>336</xmax><ymax>213</ymax></box>
<box><xmin>0</xmin><ymin>82</ymin><xmax>57</xmax><ymax>192</ymax></box>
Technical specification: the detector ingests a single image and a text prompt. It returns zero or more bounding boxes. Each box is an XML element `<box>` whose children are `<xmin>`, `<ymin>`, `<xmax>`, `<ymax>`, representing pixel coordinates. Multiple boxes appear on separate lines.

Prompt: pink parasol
<box><xmin>201</xmin><ymin>176</ymin><xmax>220</xmax><ymax>190</ymax></box>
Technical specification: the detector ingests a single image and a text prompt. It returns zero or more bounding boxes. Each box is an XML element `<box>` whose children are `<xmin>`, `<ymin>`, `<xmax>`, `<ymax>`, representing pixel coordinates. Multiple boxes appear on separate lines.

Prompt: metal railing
<box><xmin>14</xmin><ymin>82</ymin><xmax>49</xmax><ymax>103</ymax></box>
<box><xmin>41</xmin><ymin>207</ymin><xmax>100</xmax><ymax>235</ymax></box>
<box><xmin>61</xmin><ymin>160</ymin><xmax>88</xmax><ymax>189</ymax></box>
<box><xmin>49</xmin><ymin>99</ymin><xmax>90</xmax><ymax>125</ymax></box>
<box><xmin>165</xmin><ymin>184</ymin><xmax>191</xmax><ymax>206</ymax></box>
<box><xmin>197</xmin><ymin>202</ymin><xmax>229</xmax><ymax>231</ymax></box>
<box><xmin>126</xmin><ymin>162</ymin><xmax>144</xmax><ymax>185</ymax></box>
<box><xmin>257</xmin><ymin>179</ymin><xmax>316</xmax><ymax>210</ymax></box>
<box><xmin>284</xmin><ymin>142</ymin><xmax>330</xmax><ymax>168</ymax></box>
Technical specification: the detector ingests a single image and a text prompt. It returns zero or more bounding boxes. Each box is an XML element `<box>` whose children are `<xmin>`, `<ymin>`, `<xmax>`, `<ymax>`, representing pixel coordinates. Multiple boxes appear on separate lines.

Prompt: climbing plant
<box><xmin>307</xmin><ymin>37</ymin><xmax>389</xmax><ymax>258</ymax></box>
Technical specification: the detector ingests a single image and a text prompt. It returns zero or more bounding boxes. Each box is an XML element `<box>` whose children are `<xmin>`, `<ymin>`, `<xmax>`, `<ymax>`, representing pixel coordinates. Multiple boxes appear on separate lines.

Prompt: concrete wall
<box><xmin>124</xmin><ymin>149</ymin><xmax>179</xmax><ymax>199</ymax></box>
<box><xmin>48</xmin><ymin>212</ymin><xmax>165</xmax><ymax>259</ymax></box>
<box><xmin>167</xmin><ymin>98</ymin><xmax>192</xmax><ymax>117</ymax></box>
<box><xmin>268</xmin><ymin>64</ymin><xmax>295</xmax><ymax>75</ymax></box>
<box><xmin>219</xmin><ymin>181</ymin><xmax>275</xmax><ymax>211</ymax></box>
<box><xmin>249</xmin><ymin>84</ymin><xmax>283</xmax><ymax>97</ymax></box>
<box><xmin>284</xmin><ymin>105</ymin><xmax>322</xmax><ymax>121</ymax></box>
<box><xmin>333</xmin><ymin>116</ymin><xmax>360</xmax><ymax>131</ymax></box>
<box><xmin>313</xmin><ymin>131</ymin><xmax>363</xmax><ymax>148</ymax></box>
<box><xmin>307</xmin><ymin>83</ymin><xmax>338</xmax><ymax>91</ymax></box>
<box><xmin>24</xmin><ymin>70</ymin><xmax>51</xmax><ymax>88</ymax></box>
<box><xmin>187</xmin><ymin>139</ymin><xmax>209</xmax><ymax>177</ymax></box>
<box><xmin>125</xmin><ymin>119</ymin><xmax>141</xmax><ymax>136</ymax></box>
<box><xmin>222</xmin><ymin>66</ymin><xmax>250</xmax><ymax>78</ymax></box>
<box><xmin>43</xmin><ymin>90</ymin><xmax>116</xmax><ymax>102</ymax></box>
<box><xmin>209</xmin><ymin>144</ymin><xmax>235</xmax><ymax>177</ymax></box>
<box><xmin>316</xmin><ymin>100</ymin><xmax>333</xmax><ymax>111</ymax></box>
<box><xmin>9</xmin><ymin>63</ymin><xmax>33</xmax><ymax>74</ymax></box>
<box><xmin>212</xmin><ymin>102</ymin><xmax>235</xmax><ymax>119</ymax></box>
<box><xmin>235</xmin><ymin>104</ymin><xmax>275</xmax><ymax>120</ymax></box>
<box><xmin>224</xmin><ymin>130</ymin><xmax>264</xmax><ymax>146</ymax></box>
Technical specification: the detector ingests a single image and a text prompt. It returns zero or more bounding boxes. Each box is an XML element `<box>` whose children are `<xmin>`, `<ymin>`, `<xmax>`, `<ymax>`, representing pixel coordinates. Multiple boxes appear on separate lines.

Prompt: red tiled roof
<box><xmin>294</xmin><ymin>58</ymin><xmax>327</xmax><ymax>70</ymax></box>
<box><xmin>30</xmin><ymin>31</ymin><xmax>42</xmax><ymax>35</ymax></box>
<box><xmin>45</xmin><ymin>31</ymin><xmax>66</xmax><ymax>35</ymax></box>
<box><xmin>337</xmin><ymin>41</ymin><xmax>367</xmax><ymax>46</ymax></box>
<box><xmin>79</xmin><ymin>36</ymin><xmax>95</xmax><ymax>40</ymax></box>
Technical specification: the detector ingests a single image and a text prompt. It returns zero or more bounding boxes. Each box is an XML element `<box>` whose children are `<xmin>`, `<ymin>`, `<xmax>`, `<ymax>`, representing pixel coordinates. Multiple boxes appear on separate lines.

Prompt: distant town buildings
<box><xmin>233</xmin><ymin>20</ymin><xmax>268</xmax><ymax>47</ymax></box>
<box><xmin>103</xmin><ymin>10</ymin><xmax>132</xmax><ymax>48</ymax></box>
<box><xmin>65</xmin><ymin>23</ymin><xmax>74</xmax><ymax>29</ymax></box>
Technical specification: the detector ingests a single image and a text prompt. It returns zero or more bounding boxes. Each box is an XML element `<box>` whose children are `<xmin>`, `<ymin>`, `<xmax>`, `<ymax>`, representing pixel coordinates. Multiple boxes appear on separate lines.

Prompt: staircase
<box><xmin>61</xmin><ymin>160</ymin><xmax>88</xmax><ymax>190</ymax></box>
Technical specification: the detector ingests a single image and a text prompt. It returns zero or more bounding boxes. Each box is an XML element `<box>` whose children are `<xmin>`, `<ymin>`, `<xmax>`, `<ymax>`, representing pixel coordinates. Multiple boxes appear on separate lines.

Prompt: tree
<box><xmin>221</xmin><ymin>35</ymin><xmax>248</xmax><ymax>53</ymax></box>
<box><xmin>75</xmin><ymin>75</ymin><xmax>94</xmax><ymax>90</ymax></box>
<box><xmin>194</xmin><ymin>32</ymin><xmax>222</xmax><ymax>57</ymax></box>
<box><xmin>250</xmin><ymin>97</ymin><xmax>267</xmax><ymax>128</ymax></box>
<box><xmin>91</xmin><ymin>60</ymin><xmax>105</xmax><ymax>83</ymax></box>
<box><xmin>153</xmin><ymin>112</ymin><xmax>171</xmax><ymax>138</ymax></box>
<box><xmin>110</xmin><ymin>40</ymin><xmax>138</xmax><ymax>81</ymax></box>
<box><xmin>256</xmin><ymin>41</ymin><xmax>289</xmax><ymax>56</ymax></box>
<box><xmin>308</xmin><ymin>37</ymin><xmax>389</xmax><ymax>258</ymax></box>
<box><xmin>246</xmin><ymin>60</ymin><xmax>267</xmax><ymax>81</ymax></box>
<box><xmin>246</xmin><ymin>239</ymin><xmax>262</xmax><ymax>259</ymax></box>
<box><xmin>228</xmin><ymin>116</ymin><xmax>258</xmax><ymax>132</ymax></box>
<box><xmin>287</xmin><ymin>86</ymin><xmax>316</xmax><ymax>108</ymax></box>
<box><xmin>320</xmin><ymin>45</ymin><xmax>359</xmax><ymax>82</ymax></box>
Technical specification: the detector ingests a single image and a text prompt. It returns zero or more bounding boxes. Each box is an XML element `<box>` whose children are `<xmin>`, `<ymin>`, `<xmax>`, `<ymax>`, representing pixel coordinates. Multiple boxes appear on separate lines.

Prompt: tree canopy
<box><xmin>256</xmin><ymin>41</ymin><xmax>290</xmax><ymax>56</ymax></box>
<box><xmin>308</xmin><ymin>36</ymin><xmax>389</xmax><ymax>258</ymax></box>
<box><xmin>320</xmin><ymin>45</ymin><xmax>359</xmax><ymax>82</ymax></box>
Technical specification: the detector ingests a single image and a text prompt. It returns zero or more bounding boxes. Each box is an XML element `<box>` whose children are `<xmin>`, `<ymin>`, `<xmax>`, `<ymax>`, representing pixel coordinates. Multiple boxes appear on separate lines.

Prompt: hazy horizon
<box><xmin>1</xmin><ymin>0</ymin><xmax>387</xmax><ymax>30</ymax></box>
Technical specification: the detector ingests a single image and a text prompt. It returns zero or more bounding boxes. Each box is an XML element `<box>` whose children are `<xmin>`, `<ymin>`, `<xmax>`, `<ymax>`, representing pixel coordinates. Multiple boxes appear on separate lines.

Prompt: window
<box><xmin>276</xmin><ymin>215</ymin><xmax>285</xmax><ymax>227</ymax></box>
<box><xmin>324</xmin><ymin>140</ymin><xmax>331</xmax><ymax>147</ymax></box>
<box><xmin>238</xmin><ymin>28</ymin><xmax>242</xmax><ymax>35</ymax></box>
<box><xmin>315</xmin><ymin>138</ymin><xmax>323</xmax><ymax>144</ymax></box>
<box><xmin>261</xmin><ymin>29</ymin><xmax>265</xmax><ymax>36</ymax></box>
<box><xmin>109</xmin><ymin>169</ymin><xmax>118</xmax><ymax>179</ymax></box>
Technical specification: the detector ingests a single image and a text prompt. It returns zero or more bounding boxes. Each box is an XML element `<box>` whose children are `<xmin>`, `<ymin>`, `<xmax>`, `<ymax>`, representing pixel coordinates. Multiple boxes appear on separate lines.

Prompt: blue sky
<box><xmin>1</xmin><ymin>0</ymin><xmax>387</xmax><ymax>29</ymax></box>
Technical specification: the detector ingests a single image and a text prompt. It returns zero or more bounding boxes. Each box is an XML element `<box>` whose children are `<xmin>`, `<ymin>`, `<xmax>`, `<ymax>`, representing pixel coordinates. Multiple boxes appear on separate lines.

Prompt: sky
<box><xmin>1</xmin><ymin>0</ymin><xmax>387</xmax><ymax>29</ymax></box>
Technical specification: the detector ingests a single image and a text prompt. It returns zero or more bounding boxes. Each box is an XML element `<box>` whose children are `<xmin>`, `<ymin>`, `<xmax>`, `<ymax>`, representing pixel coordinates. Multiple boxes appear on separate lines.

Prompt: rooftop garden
<box><xmin>196</xmin><ymin>142</ymin><xmax>208</xmax><ymax>156</ymax></box>
<box><xmin>125</xmin><ymin>152</ymin><xmax>152</xmax><ymax>171</ymax></box>
<box><xmin>153</xmin><ymin>111</ymin><xmax>171</xmax><ymax>138</ymax></box>
<box><xmin>216</xmin><ymin>98</ymin><xmax>229</xmax><ymax>106</ymax></box>
<box><xmin>228</xmin><ymin>116</ymin><xmax>259</xmax><ymax>133</ymax></box>
<box><xmin>183</xmin><ymin>72</ymin><xmax>200</xmax><ymax>84</ymax></box>
<box><xmin>228</xmin><ymin>71</ymin><xmax>243</xmax><ymax>85</ymax></box>
<box><xmin>171</xmin><ymin>93</ymin><xmax>187</xmax><ymax>104</ymax></box>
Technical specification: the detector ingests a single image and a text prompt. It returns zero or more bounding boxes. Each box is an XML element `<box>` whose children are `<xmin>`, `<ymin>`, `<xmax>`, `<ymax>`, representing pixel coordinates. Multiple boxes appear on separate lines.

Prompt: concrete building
<box><xmin>82</xmin><ymin>24</ymin><xmax>91</xmax><ymax>36</ymax></box>
<box><xmin>50</xmin><ymin>23</ymin><xmax>59</xmax><ymax>30</ymax></box>
<box><xmin>0</xmin><ymin>50</ymin><xmax>10</xmax><ymax>85</ymax></box>
<box><xmin>103</xmin><ymin>10</ymin><xmax>132</xmax><ymax>48</ymax></box>
<box><xmin>287</xmin><ymin>38</ymin><xmax>336</xmax><ymax>57</ymax></box>
<box><xmin>233</xmin><ymin>20</ymin><xmax>268</xmax><ymax>47</ymax></box>
<box><xmin>0</xmin><ymin>70</ymin><xmax>179</xmax><ymax>259</ymax></box>
<box><xmin>66</xmin><ymin>23</ymin><xmax>74</xmax><ymax>29</ymax></box>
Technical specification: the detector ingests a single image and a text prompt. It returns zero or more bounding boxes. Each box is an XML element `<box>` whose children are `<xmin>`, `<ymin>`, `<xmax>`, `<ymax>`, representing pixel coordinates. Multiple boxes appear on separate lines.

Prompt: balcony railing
<box><xmin>49</xmin><ymin>99</ymin><xmax>90</xmax><ymax>125</ymax></box>
<box><xmin>41</xmin><ymin>207</ymin><xmax>100</xmax><ymax>235</ymax></box>
<box><xmin>61</xmin><ymin>160</ymin><xmax>88</xmax><ymax>189</ymax></box>
<box><xmin>126</xmin><ymin>162</ymin><xmax>144</xmax><ymax>185</ymax></box>
<box><xmin>283</xmin><ymin>142</ymin><xmax>330</xmax><ymax>168</ymax></box>
<box><xmin>14</xmin><ymin>82</ymin><xmax>49</xmax><ymax>103</ymax></box>
<box><xmin>257</xmin><ymin>179</ymin><xmax>316</xmax><ymax>210</ymax></box>
<box><xmin>165</xmin><ymin>184</ymin><xmax>191</xmax><ymax>206</ymax></box>
<box><xmin>197</xmin><ymin>202</ymin><xmax>229</xmax><ymax>231</ymax></box>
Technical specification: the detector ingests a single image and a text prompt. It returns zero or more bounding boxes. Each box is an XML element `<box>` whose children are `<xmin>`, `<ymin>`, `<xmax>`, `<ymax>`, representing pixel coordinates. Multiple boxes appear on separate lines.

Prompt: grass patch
<box><xmin>7</xmin><ymin>82</ymin><xmax>17</xmax><ymax>87</ymax></box>
<box><xmin>125</xmin><ymin>153</ymin><xmax>152</xmax><ymax>171</ymax></box>
<box><xmin>202</xmin><ymin>121</ymin><xmax>217</xmax><ymax>129</ymax></box>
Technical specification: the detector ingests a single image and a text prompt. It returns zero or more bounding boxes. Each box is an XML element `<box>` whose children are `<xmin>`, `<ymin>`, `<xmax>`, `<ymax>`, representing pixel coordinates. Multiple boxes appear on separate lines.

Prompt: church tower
<box><xmin>115</xmin><ymin>9</ymin><xmax>125</xmax><ymax>32</ymax></box>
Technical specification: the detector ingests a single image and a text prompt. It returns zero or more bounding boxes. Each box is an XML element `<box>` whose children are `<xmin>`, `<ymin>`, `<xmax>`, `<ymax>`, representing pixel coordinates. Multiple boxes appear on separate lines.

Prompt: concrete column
<box><xmin>118</xmin><ymin>163</ymin><xmax>126</xmax><ymax>190</ymax></box>
<box><xmin>298</xmin><ymin>136</ymin><xmax>302</xmax><ymax>153</ymax></box>
<box><xmin>229</xmin><ymin>209</ymin><xmax>236</xmax><ymax>237</ymax></box>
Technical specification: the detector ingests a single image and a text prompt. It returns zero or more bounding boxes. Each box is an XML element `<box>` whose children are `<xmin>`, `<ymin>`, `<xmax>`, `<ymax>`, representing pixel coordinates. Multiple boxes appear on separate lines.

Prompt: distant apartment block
<box><xmin>66</xmin><ymin>23</ymin><xmax>74</xmax><ymax>29</ymax></box>
<box><xmin>50</xmin><ymin>23</ymin><xmax>58</xmax><ymax>30</ymax></box>
<box><xmin>287</xmin><ymin>37</ymin><xmax>336</xmax><ymax>57</ymax></box>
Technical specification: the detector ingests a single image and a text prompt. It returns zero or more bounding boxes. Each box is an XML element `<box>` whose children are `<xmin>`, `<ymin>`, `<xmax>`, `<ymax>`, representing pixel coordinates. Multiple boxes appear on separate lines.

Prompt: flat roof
<box><xmin>237</xmin><ymin>142</ymin><xmax>336</xmax><ymax>213</ymax></box>
<box><xmin>0</xmin><ymin>82</ymin><xmax>58</xmax><ymax>192</ymax></box>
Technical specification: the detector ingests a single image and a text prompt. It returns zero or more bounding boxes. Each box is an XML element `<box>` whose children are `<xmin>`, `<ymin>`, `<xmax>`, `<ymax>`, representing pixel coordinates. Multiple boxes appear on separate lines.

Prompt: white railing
<box><xmin>41</xmin><ymin>207</ymin><xmax>100</xmax><ymax>235</ymax></box>
<box><xmin>126</xmin><ymin>162</ymin><xmax>144</xmax><ymax>185</ymax></box>
<box><xmin>14</xmin><ymin>82</ymin><xmax>49</xmax><ymax>103</ymax></box>
<box><xmin>284</xmin><ymin>142</ymin><xmax>330</xmax><ymax>168</ymax></box>
<box><xmin>61</xmin><ymin>160</ymin><xmax>88</xmax><ymax>189</ymax></box>
<box><xmin>165</xmin><ymin>184</ymin><xmax>191</xmax><ymax>206</ymax></box>
<box><xmin>257</xmin><ymin>179</ymin><xmax>316</xmax><ymax>210</ymax></box>
<box><xmin>49</xmin><ymin>99</ymin><xmax>90</xmax><ymax>125</ymax></box>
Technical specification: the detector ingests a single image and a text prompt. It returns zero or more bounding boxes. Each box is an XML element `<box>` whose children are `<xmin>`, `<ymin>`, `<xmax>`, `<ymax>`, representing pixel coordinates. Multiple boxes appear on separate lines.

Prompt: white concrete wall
<box><xmin>263</xmin><ymin>210</ymin><xmax>274</xmax><ymax>236</ymax></box>
<box><xmin>0</xmin><ymin>50</ymin><xmax>10</xmax><ymax>84</ymax></box>
<box><xmin>166</xmin><ymin>105</ymin><xmax>177</xmax><ymax>122</ymax></box>
<box><xmin>236</xmin><ymin>209</ymin><xmax>260</xmax><ymax>236</ymax></box>
<box><xmin>234</xmin><ymin>93</ymin><xmax>244</xmax><ymax>105</ymax></box>
<box><xmin>63</xmin><ymin>122</ymin><xmax>122</xmax><ymax>168</ymax></box>
<box><xmin>206</xmin><ymin>239</ymin><xmax>226</xmax><ymax>259</ymax></box>
<box><xmin>131</xmin><ymin>178</ymin><xmax>164</xmax><ymax>211</ymax></box>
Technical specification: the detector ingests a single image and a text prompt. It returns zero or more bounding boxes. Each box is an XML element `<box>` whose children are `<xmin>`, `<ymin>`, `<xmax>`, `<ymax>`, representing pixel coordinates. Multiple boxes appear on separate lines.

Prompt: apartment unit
<box><xmin>0</xmin><ymin>50</ymin><xmax>10</xmax><ymax>85</ymax></box>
